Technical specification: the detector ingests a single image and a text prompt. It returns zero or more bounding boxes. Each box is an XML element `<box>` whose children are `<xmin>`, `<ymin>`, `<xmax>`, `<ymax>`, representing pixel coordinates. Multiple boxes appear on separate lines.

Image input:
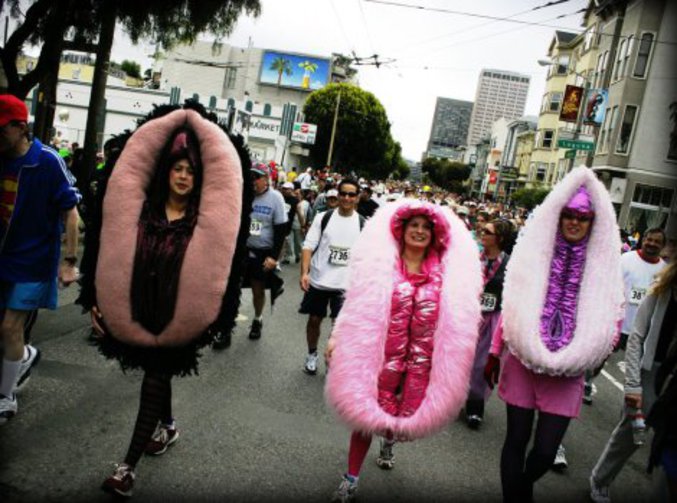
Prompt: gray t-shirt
<box><xmin>247</xmin><ymin>188</ymin><xmax>288</xmax><ymax>249</ymax></box>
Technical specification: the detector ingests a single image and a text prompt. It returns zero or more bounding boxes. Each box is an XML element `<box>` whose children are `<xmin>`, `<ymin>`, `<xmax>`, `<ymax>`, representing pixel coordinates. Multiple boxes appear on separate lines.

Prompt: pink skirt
<box><xmin>498</xmin><ymin>353</ymin><xmax>585</xmax><ymax>418</ymax></box>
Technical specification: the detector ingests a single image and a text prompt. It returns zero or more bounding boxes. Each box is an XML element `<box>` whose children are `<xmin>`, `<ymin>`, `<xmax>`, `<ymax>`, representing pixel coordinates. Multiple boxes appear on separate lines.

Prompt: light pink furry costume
<box><xmin>96</xmin><ymin>109</ymin><xmax>243</xmax><ymax>348</ymax></box>
<box><xmin>325</xmin><ymin>200</ymin><xmax>482</xmax><ymax>440</ymax></box>
<box><xmin>501</xmin><ymin>166</ymin><xmax>624</xmax><ymax>376</ymax></box>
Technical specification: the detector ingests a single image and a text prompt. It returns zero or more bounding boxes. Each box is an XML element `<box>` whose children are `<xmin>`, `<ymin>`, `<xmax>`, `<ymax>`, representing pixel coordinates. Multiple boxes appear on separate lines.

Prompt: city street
<box><xmin>0</xmin><ymin>264</ymin><xmax>658</xmax><ymax>502</ymax></box>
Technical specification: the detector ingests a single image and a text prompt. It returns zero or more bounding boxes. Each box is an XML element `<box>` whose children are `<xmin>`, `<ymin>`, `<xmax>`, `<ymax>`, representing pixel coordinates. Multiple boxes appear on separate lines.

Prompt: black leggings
<box><xmin>500</xmin><ymin>404</ymin><xmax>570</xmax><ymax>503</ymax></box>
<box><xmin>124</xmin><ymin>370</ymin><xmax>173</xmax><ymax>468</ymax></box>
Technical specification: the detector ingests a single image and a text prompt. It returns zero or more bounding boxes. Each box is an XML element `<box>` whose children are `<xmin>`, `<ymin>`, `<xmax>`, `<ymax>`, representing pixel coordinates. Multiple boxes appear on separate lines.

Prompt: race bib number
<box><xmin>480</xmin><ymin>293</ymin><xmax>497</xmax><ymax>312</ymax></box>
<box><xmin>629</xmin><ymin>286</ymin><xmax>647</xmax><ymax>305</ymax></box>
<box><xmin>249</xmin><ymin>219</ymin><xmax>263</xmax><ymax>236</ymax></box>
<box><xmin>328</xmin><ymin>246</ymin><xmax>350</xmax><ymax>266</ymax></box>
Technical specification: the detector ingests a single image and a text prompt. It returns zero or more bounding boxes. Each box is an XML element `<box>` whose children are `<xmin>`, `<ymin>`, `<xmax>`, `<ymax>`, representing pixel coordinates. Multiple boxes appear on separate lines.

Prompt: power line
<box><xmin>329</xmin><ymin>0</ymin><xmax>355</xmax><ymax>53</ymax></box>
<box><xmin>357</xmin><ymin>0</ymin><xmax>376</xmax><ymax>56</ymax></box>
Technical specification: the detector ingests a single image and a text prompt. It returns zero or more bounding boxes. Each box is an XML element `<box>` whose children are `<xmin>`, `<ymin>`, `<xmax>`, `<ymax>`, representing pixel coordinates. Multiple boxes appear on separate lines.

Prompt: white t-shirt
<box><xmin>620</xmin><ymin>250</ymin><xmax>667</xmax><ymax>334</ymax></box>
<box><xmin>302</xmin><ymin>210</ymin><xmax>362</xmax><ymax>291</ymax></box>
<box><xmin>297</xmin><ymin>172</ymin><xmax>312</xmax><ymax>190</ymax></box>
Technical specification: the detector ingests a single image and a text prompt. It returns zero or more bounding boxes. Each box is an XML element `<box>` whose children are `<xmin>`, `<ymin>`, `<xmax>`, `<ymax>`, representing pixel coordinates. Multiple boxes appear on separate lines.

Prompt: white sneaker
<box><xmin>0</xmin><ymin>394</ymin><xmax>18</xmax><ymax>425</ymax></box>
<box><xmin>332</xmin><ymin>474</ymin><xmax>358</xmax><ymax>502</ymax></box>
<box><xmin>16</xmin><ymin>345</ymin><xmax>41</xmax><ymax>392</ymax></box>
<box><xmin>303</xmin><ymin>352</ymin><xmax>319</xmax><ymax>375</ymax></box>
<box><xmin>552</xmin><ymin>444</ymin><xmax>568</xmax><ymax>471</ymax></box>
<box><xmin>589</xmin><ymin>476</ymin><xmax>610</xmax><ymax>503</ymax></box>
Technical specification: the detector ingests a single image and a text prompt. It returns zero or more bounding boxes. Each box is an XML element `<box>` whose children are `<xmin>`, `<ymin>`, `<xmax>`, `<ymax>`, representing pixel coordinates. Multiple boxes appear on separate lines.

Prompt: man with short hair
<box><xmin>297</xmin><ymin>167</ymin><xmax>313</xmax><ymax>191</ymax></box>
<box><xmin>241</xmin><ymin>164</ymin><xmax>288</xmax><ymax>341</ymax></box>
<box><xmin>280</xmin><ymin>182</ymin><xmax>305</xmax><ymax>265</ymax></box>
<box><xmin>299</xmin><ymin>179</ymin><xmax>363</xmax><ymax>375</ymax></box>
<box><xmin>357</xmin><ymin>185</ymin><xmax>379</xmax><ymax>219</ymax></box>
<box><xmin>0</xmin><ymin>95</ymin><xmax>81</xmax><ymax>423</ymax></box>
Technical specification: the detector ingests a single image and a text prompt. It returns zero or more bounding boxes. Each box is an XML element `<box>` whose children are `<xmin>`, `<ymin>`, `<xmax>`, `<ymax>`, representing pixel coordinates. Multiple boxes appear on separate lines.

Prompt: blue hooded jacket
<box><xmin>0</xmin><ymin>138</ymin><xmax>81</xmax><ymax>282</ymax></box>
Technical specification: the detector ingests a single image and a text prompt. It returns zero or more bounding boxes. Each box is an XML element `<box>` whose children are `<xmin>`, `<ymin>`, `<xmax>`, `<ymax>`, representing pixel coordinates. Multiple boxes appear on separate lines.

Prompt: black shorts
<box><xmin>245</xmin><ymin>248</ymin><xmax>274</xmax><ymax>282</ymax></box>
<box><xmin>299</xmin><ymin>285</ymin><xmax>345</xmax><ymax>319</ymax></box>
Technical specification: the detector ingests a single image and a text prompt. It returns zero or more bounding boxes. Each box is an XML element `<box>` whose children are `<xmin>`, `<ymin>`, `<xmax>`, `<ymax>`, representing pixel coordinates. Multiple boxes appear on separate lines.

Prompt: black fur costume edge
<box><xmin>76</xmin><ymin>100</ymin><xmax>254</xmax><ymax>376</ymax></box>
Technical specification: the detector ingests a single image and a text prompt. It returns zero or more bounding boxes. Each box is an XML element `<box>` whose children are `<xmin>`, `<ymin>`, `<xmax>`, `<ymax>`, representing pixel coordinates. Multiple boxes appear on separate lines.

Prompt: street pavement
<box><xmin>0</xmin><ymin>263</ymin><xmax>659</xmax><ymax>502</ymax></box>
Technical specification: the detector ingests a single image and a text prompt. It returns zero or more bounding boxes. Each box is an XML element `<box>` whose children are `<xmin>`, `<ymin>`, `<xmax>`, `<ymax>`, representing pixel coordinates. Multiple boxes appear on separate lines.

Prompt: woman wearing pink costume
<box><xmin>485</xmin><ymin>166</ymin><xmax>624</xmax><ymax>502</ymax></box>
<box><xmin>326</xmin><ymin>201</ymin><xmax>482</xmax><ymax>501</ymax></box>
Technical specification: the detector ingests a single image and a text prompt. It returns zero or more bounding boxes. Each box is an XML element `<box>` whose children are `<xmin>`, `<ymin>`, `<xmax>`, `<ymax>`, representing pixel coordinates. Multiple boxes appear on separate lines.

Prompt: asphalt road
<box><xmin>0</xmin><ymin>263</ymin><xmax>659</xmax><ymax>502</ymax></box>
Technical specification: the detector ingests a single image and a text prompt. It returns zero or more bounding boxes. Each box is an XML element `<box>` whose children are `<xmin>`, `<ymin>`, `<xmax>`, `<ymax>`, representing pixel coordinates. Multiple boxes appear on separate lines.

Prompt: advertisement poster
<box><xmin>583</xmin><ymin>88</ymin><xmax>609</xmax><ymax>126</ymax></box>
<box><xmin>291</xmin><ymin>122</ymin><xmax>317</xmax><ymax>144</ymax></box>
<box><xmin>259</xmin><ymin>51</ymin><xmax>331</xmax><ymax>91</ymax></box>
<box><xmin>559</xmin><ymin>85</ymin><xmax>584</xmax><ymax>122</ymax></box>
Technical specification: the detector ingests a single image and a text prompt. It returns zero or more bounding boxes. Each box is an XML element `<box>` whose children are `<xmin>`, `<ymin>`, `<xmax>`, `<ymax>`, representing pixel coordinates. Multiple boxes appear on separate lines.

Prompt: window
<box><xmin>542</xmin><ymin>129</ymin><xmax>555</xmax><ymax>149</ymax></box>
<box><xmin>245</xmin><ymin>100</ymin><xmax>253</xmax><ymax>112</ymax></box>
<box><xmin>633</xmin><ymin>33</ymin><xmax>654</xmax><ymax>78</ymax></box>
<box><xmin>536</xmin><ymin>163</ymin><xmax>547</xmax><ymax>182</ymax></box>
<box><xmin>613</xmin><ymin>36</ymin><xmax>634</xmax><ymax>81</ymax></box>
<box><xmin>263</xmin><ymin>103</ymin><xmax>272</xmax><ymax>116</ymax></box>
<box><xmin>224</xmin><ymin>67</ymin><xmax>237</xmax><ymax>89</ymax></box>
<box><xmin>632</xmin><ymin>184</ymin><xmax>674</xmax><ymax>207</ymax></box>
<box><xmin>556</xmin><ymin>55</ymin><xmax>569</xmax><ymax>75</ymax></box>
<box><xmin>227</xmin><ymin>98</ymin><xmax>235</xmax><ymax>109</ymax></box>
<box><xmin>604</xmin><ymin>106</ymin><xmax>619</xmax><ymax>152</ymax></box>
<box><xmin>549</xmin><ymin>92</ymin><xmax>563</xmax><ymax>113</ymax></box>
<box><xmin>669</xmin><ymin>103</ymin><xmax>677</xmax><ymax>161</ymax></box>
<box><xmin>616</xmin><ymin>105</ymin><xmax>638</xmax><ymax>154</ymax></box>
<box><xmin>584</xmin><ymin>25</ymin><xmax>597</xmax><ymax>52</ymax></box>
<box><xmin>593</xmin><ymin>51</ymin><xmax>609</xmax><ymax>88</ymax></box>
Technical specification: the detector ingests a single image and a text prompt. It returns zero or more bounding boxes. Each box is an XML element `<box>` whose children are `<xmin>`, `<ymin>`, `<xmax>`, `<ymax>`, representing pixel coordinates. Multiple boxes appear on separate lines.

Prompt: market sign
<box><xmin>248</xmin><ymin>116</ymin><xmax>281</xmax><ymax>141</ymax></box>
<box><xmin>559</xmin><ymin>85</ymin><xmax>584</xmax><ymax>122</ymax></box>
<box><xmin>290</xmin><ymin>122</ymin><xmax>317</xmax><ymax>144</ymax></box>
<box><xmin>558</xmin><ymin>139</ymin><xmax>595</xmax><ymax>151</ymax></box>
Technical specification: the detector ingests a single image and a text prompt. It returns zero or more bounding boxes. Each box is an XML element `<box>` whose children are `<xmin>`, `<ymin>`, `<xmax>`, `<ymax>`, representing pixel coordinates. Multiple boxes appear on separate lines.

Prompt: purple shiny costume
<box><xmin>539</xmin><ymin>185</ymin><xmax>593</xmax><ymax>352</ymax></box>
<box><xmin>377</xmin><ymin>254</ymin><xmax>443</xmax><ymax>417</ymax></box>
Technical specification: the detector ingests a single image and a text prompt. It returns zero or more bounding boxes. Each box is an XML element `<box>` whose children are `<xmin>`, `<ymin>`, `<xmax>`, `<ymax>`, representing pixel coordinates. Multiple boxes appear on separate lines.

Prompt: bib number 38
<box><xmin>249</xmin><ymin>219</ymin><xmax>263</xmax><ymax>236</ymax></box>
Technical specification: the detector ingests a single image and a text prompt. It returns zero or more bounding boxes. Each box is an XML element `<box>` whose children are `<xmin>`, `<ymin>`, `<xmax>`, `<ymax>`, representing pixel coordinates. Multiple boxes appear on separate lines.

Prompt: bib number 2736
<box><xmin>328</xmin><ymin>246</ymin><xmax>350</xmax><ymax>266</ymax></box>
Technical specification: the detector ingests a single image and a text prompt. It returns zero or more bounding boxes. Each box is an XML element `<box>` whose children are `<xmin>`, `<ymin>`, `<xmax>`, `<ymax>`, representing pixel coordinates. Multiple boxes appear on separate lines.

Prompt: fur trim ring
<box><xmin>96</xmin><ymin>108</ymin><xmax>243</xmax><ymax>347</ymax></box>
<box><xmin>325</xmin><ymin>200</ymin><xmax>483</xmax><ymax>440</ymax></box>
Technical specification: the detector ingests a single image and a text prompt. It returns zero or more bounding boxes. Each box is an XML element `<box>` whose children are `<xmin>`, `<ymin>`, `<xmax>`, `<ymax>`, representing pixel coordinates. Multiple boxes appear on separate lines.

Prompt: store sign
<box><xmin>249</xmin><ymin>117</ymin><xmax>282</xmax><ymax>140</ymax></box>
<box><xmin>559</xmin><ymin>85</ymin><xmax>584</xmax><ymax>122</ymax></box>
<box><xmin>583</xmin><ymin>88</ymin><xmax>609</xmax><ymax>126</ymax></box>
<box><xmin>290</xmin><ymin>122</ymin><xmax>317</xmax><ymax>144</ymax></box>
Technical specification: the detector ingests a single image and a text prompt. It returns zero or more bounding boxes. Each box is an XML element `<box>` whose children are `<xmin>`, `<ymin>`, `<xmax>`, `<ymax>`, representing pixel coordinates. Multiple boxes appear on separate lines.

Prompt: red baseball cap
<box><xmin>0</xmin><ymin>95</ymin><xmax>28</xmax><ymax>127</ymax></box>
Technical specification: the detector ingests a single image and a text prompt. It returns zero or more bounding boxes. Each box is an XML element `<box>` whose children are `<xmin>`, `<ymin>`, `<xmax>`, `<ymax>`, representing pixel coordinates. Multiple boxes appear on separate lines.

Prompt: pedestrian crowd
<box><xmin>1</xmin><ymin>94</ymin><xmax>676</xmax><ymax>503</ymax></box>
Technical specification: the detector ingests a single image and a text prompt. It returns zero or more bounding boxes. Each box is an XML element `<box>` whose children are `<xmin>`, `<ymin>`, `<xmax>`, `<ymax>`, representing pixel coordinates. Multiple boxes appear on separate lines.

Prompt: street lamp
<box><xmin>538</xmin><ymin>58</ymin><xmax>592</xmax><ymax>172</ymax></box>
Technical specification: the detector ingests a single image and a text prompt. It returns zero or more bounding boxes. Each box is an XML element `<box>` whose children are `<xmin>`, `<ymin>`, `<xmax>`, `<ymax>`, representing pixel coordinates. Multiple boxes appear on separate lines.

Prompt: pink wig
<box><xmin>325</xmin><ymin>200</ymin><xmax>482</xmax><ymax>439</ymax></box>
<box><xmin>95</xmin><ymin>109</ymin><xmax>243</xmax><ymax>347</ymax></box>
<box><xmin>502</xmin><ymin>166</ymin><xmax>624</xmax><ymax>376</ymax></box>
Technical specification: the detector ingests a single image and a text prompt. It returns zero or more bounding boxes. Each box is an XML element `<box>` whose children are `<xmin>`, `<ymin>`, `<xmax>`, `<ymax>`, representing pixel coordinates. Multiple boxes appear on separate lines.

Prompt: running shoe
<box><xmin>15</xmin><ymin>345</ymin><xmax>41</xmax><ymax>392</ymax></box>
<box><xmin>145</xmin><ymin>421</ymin><xmax>180</xmax><ymax>455</ymax></box>
<box><xmin>303</xmin><ymin>352</ymin><xmax>319</xmax><ymax>375</ymax></box>
<box><xmin>101</xmin><ymin>463</ymin><xmax>135</xmax><ymax>497</ymax></box>
<box><xmin>552</xmin><ymin>444</ymin><xmax>568</xmax><ymax>472</ymax></box>
<box><xmin>589</xmin><ymin>476</ymin><xmax>610</xmax><ymax>503</ymax></box>
<box><xmin>332</xmin><ymin>474</ymin><xmax>358</xmax><ymax>502</ymax></box>
<box><xmin>583</xmin><ymin>382</ymin><xmax>594</xmax><ymax>405</ymax></box>
<box><xmin>0</xmin><ymin>394</ymin><xmax>18</xmax><ymax>425</ymax></box>
<box><xmin>466</xmin><ymin>414</ymin><xmax>483</xmax><ymax>430</ymax></box>
<box><xmin>376</xmin><ymin>438</ymin><xmax>395</xmax><ymax>470</ymax></box>
<box><xmin>212</xmin><ymin>331</ymin><xmax>232</xmax><ymax>350</ymax></box>
<box><xmin>249</xmin><ymin>319</ymin><xmax>262</xmax><ymax>340</ymax></box>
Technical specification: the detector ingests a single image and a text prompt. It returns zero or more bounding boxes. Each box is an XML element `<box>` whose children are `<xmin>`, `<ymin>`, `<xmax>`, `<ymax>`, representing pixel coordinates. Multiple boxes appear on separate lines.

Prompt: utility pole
<box><xmin>326</xmin><ymin>89</ymin><xmax>341</xmax><ymax>167</ymax></box>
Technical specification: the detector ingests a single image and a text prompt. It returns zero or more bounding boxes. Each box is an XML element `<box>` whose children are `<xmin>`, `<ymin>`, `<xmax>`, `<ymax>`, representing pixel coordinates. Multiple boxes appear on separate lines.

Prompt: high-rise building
<box><xmin>426</xmin><ymin>97</ymin><xmax>473</xmax><ymax>159</ymax></box>
<box><xmin>466</xmin><ymin>69</ymin><xmax>530</xmax><ymax>146</ymax></box>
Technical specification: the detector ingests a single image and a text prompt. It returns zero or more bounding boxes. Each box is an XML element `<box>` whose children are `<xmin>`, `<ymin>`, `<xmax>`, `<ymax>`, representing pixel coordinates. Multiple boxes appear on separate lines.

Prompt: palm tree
<box><xmin>298</xmin><ymin>60</ymin><xmax>318</xmax><ymax>89</ymax></box>
<box><xmin>270</xmin><ymin>57</ymin><xmax>293</xmax><ymax>86</ymax></box>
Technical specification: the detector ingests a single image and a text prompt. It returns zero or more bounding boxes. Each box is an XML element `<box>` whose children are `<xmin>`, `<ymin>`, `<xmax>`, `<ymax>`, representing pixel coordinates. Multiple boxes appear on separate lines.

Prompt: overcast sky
<box><xmin>111</xmin><ymin>0</ymin><xmax>589</xmax><ymax>159</ymax></box>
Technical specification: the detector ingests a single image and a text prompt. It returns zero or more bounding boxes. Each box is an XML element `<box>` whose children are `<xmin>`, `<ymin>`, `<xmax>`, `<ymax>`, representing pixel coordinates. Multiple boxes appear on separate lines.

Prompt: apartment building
<box><xmin>466</xmin><ymin>69</ymin><xmax>530</xmax><ymax>146</ymax></box>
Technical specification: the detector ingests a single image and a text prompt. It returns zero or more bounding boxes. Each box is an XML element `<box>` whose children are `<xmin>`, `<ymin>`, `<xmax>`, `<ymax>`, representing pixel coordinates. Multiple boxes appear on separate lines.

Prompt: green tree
<box><xmin>510</xmin><ymin>187</ymin><xmax>551</xmax><ymax>210</ymax></box>
<box><xmin>303</xmin><ymin>82</ymin><xmax>402</xmax><ymax>178</ymax></box>
<box><xmin>421</xmin><ymin>157</ymin><xmax>471</xmax><ymax>191</ymax></box>
<box><xmin>270</xmin><ymin>56</ymin><xmax>292</xmax><ymax>86</ymax></box>
<box><xmin>120</xmin><ymin>59</ymin><xmax>141</xmax><ymax>79</ymax></box>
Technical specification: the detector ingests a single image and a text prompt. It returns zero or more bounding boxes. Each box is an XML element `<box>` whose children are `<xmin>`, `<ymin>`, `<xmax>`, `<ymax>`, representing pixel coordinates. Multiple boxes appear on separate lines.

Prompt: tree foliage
<box><xmin>510</xmin><ymin>187</ymin><xmax>551</xmax><ymax>210</ymax></box>
<box><xmin>120</xmin><ymin>59</ymin><xmax>141</xmax><ymax>79</ymax></box>
<box><xmin>421</xmin><ymin>157</ymin><xmax>471</xmax><ymax>192</ymax></box>
<box><xmin>303</xmin><ymin>82</ymin><xmax>403</xmax><ymax>179</ymax></box>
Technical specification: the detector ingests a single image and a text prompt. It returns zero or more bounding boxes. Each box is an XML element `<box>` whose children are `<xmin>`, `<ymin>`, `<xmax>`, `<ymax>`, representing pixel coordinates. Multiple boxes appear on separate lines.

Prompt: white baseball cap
<box><xmin>326</xmin><ymin>189</ymin><xmax>339</xmax><ymax>198</ymax></box>
<box><xmin>282</xmin><ymin>182</ymin><xmax>294</xmax><ymax>189</ymax></box>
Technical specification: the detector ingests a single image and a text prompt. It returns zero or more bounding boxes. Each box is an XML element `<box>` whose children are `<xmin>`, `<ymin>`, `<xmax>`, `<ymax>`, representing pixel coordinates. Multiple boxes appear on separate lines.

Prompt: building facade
<box><xmin>466</xmin><ymin>69</ymin><xmax>530</xmax><ymax>146</ymax></box>
<box><xmin>425</xmin><ymin>97</ymin><xmax>473</xmax><ymax>160</ymax></box>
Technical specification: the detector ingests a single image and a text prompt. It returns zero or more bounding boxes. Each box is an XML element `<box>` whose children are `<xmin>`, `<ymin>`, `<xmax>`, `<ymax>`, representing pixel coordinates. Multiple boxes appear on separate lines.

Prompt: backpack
<box><xmin>319</xmin><ymin>209</ymin><xmax>366</xmax><ymax>241</ymax></box>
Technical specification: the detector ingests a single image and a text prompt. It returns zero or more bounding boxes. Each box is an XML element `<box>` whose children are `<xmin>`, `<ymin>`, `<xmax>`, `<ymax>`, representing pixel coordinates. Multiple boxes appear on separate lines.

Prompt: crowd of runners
<box><xmin>1</xmin><ymin>95</ymin><xmax>675</xmax><ymax>502</ymax></box>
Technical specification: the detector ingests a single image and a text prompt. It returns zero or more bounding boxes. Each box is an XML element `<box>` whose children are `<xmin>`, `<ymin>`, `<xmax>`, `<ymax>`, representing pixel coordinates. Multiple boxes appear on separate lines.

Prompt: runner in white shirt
<box><xmin>299</xmin><ymin>179</ymin><xmax>364</xmax><ymax>375</ymax></box>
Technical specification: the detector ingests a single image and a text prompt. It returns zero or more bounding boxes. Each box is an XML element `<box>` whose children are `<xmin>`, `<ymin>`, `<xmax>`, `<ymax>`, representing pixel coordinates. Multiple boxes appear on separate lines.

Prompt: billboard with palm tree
<box><xmin>259</xmin><ymin>50</ymin><xmax>331</xmax><ymax>91</ymax></box>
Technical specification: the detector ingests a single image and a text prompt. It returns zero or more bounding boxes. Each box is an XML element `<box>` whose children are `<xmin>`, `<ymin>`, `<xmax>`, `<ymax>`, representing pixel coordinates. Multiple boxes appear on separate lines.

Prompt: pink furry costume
<box><xmin>76</xmin><ymin>103</ymin><xmax>253</xmax><ymax>376</ymax></box>
<box><xmin>326</xmin><ymin>200</ymin><xmax>482</xmax><ymax>440</ymax></box>
<box><xmin>496</xmin><ymin>166</ymin><xmax>624</xmax><ymax>379</ymax></box>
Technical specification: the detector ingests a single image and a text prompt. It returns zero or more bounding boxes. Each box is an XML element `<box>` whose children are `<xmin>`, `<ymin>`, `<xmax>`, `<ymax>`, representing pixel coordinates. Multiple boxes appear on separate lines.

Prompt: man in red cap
<box><xmin>0</xmin><ymin>94</ymin><xmax>81</xmax><ymax>424</ymax></box>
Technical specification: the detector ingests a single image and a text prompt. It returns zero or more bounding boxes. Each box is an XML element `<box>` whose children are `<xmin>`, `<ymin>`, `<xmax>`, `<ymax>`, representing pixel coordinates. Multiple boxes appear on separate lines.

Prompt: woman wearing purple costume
<box><xmin>485</xmin><ymin>167</ymin><xmax>624</xmax><ymax>502</ymax></box>
<box><xmin>465</xmin><ymin>219</ymin><xmax>514</xmax><ymax>429</ymax></box>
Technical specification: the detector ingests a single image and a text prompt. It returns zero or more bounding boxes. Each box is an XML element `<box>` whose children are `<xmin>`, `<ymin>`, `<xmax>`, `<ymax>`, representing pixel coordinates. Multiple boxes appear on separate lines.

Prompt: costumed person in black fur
<box><xmin>76</xmin><ymin>101</ymin><xmax>252</xmax><ymax>497</ymax></box>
